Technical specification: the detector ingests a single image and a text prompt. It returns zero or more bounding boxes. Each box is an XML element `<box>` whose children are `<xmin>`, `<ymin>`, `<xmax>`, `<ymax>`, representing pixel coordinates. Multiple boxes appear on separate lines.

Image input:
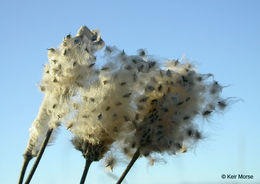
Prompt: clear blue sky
<box><xmin>0</xmin><ymin>0</ymin><xmax>259</xmax><ymax>183</ymax></box>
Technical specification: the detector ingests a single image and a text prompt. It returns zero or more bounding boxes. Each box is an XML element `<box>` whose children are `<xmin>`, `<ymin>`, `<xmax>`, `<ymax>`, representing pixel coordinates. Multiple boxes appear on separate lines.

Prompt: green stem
<box><xmin>18</xmin><ymin>155</ymin><xmax>32</xmax><ymax>184</ymax></box>
<box><xmin>24</xmin><ymin>128</ymin><xmax>53</xmax><ymax>184</ymax></box>
<box><xmin>80</xmin><ymin>159</ymin><xmax>92</xmax><ymax>184</ymax></box>
<box><xmin>116</xmin><ymin>148</ymin><xmax>140</xmax><ymax>184</ymax></box>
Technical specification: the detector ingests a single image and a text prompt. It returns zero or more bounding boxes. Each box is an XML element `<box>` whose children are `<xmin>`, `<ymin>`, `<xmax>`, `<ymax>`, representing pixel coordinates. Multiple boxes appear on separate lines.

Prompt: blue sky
<box><xmin>0</xmin><ymin>0</ymin><xmax>259</xmax><ymax>183</ymax></box>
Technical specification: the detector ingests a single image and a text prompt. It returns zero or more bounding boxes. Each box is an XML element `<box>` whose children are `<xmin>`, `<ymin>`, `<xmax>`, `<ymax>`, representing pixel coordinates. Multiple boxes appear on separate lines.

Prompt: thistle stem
<box><xmin>24</xmin><ymin>128</ymin><xmax>53</xmax><ymax>184</ymax></box>
<box><xmin>80</xmin><ymin>159</ymin><xmax>92</xmax><ymax>184</ymax></box>
<box><xmin>116</xmin><ymin>148</ymin><xmax>140</xmax><ymax>184</ymax></box>
<box><xmin>18</xmin><ymin>155</ymin><xmax>32</xmax><ymax>184</ymax></box>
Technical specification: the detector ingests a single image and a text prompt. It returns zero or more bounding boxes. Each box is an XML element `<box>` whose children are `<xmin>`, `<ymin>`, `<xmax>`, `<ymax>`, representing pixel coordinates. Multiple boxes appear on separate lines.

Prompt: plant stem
<box><xmin>24</xmin><ymin>128</ymin><xmax>53</xmax><ymax>184</ymax></box>
<box><xmin>80</xmin><ymin>159</ymin><xmax>92</xmax><ymax>184</ymax></box>
<box><xmin>18</xmin><ymin>155</ymin><xmax>32</xmax><ymax>184</ymax></box>
<box><xmin>116</xmin><ymin>148</ymin><xmax>140</xmax><ymax>184</ymax></box>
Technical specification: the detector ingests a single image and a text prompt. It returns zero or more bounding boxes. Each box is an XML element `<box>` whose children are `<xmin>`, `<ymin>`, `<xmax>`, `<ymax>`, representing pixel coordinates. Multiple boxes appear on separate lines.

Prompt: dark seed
<box><xmin>91</xmin><ymin>34</ymin><xmax>97</xmax><ymax>41</ymax></box>
<box><xmin>101</xmin><ymin>67</ymin><xmax>109</xmax><ymax>71</ymax></box>
<box><xmin>123</xmin><ymin>147</ymin><xmax>129</xmax><ymax>154</ymax></box>
<box><xmin>157</xmin><ymin>136</ymin><xmax>163</xmax><ymax>141</ymax></box>
<box><xmin>218</xmin><ymin>101</ymin><xmax>227</xmax><ymax>109</ymax></box>
<box><xmin>182</xmin><ymin>76</ymin><xmax>188</xmax><ymax>83</ymax></box>
<box><xmin>52</xmin><ymin>60</ymin><xmax>57</xmax><ymax>64</ymax></box>
<box><xmin>139</xmin><ymin>50</ymin><xmax>145</xmax><ymax>56</ymax></box>
<box><xmin>88</xmin><ymin>63</ymin><xmax>95</xmax><ymax>68</ymax></box>
<box><xmin>160</xmin><ymin>70</ymin><xmax>164</xmax><ymax>77</ymax></box>
<box><xmin>146</xmin><ymin>85</ymin><xmax>155</xmax><ymax>92</ymax></box>
<box><xmin>98</xmin><ymin>114</ymin><xmax>102</xmax><ymax>120</ymax></box>
<box><xmin>48</xmin><ymin>48</ymin><xmax>55</xmax><ymax>52</ymax></box>
<box><xmin>124</xmin><ymin>116</ymin><xmax>129</xmax><ymax>121</ymax></box>
<box><xmin>183</xmin><ymin>116</ymin><xmax>190</xmax><ymax>120</ymax></box>
<box><xmin>82</xmin><ymin>115</ymin><xmax>89</xmax><ymax>119</ymax></box>
<box><xmin>157</xmin><ymin>84</ymin><xmax>162</xmax><ymax>91</ymax></box>
<box><xmin>148</xmin><ymin>61</ymin><xmax>156</xmax><ymax>68</ymax></box>
<box><xmin>40</xmin><ymin>86</ymin><xmax>45</xmax><ymax>91</ymax></box>
<box><xmin>131</xmin><ymin>142</ymin><xmax>136</xmax><ymax>148</ymax></box>
<box><xmin>167</xmin><ymin>87</ymin><xmax>171</xmax><ymax>93</ymax></box>
<box><xmin>195</xmin><ymin>131</ymin><xmax>201</xmax><ymax>139</ymax></box>
<box><xmin>63</xmin><ymin>49</ymin><xmax>67</xmax><ymax>55</ymax></box>
<box><xmin>166</xmin><ymin>70</ymin><xmax>172</xmax><ymax>77</ymax></box>
<box><xmin>175</xmin><ymin>143</ymin><xmax>182</xmax><ymax>149</ymax></box>
<box><xmin>197</xmin><ymin>76</ymin><xmax>202</xmax><ymax>81</ymax></box>
<box><xmin>132</xmin><ymin>59</ymin><xmax>137</xmax><ymax>64</ymax></box>
<box><xmin>105</xmin><ymin>46</ymin><xmax>112</xmax><ymax>53</ymax></box>
<box><xmin>105</xmin><ymin>106</ymin><xmax>110</xmax><ymax>111</ymax></box>
<box><xmin>143</xmin><ymin>151</ymin><xmax>151</xmax><ymax>157</ymax></box>
<box><xmin>162</xmin><ymin>108</ymin><xmax>168</xmax><ymax>112</ymax></box>
<box><xmin>120</xmin><ymin>82</ymin><xmax>126</xmax><ymax>86</ymax></box>
<box><xmin>177</xmin><ymin>101</ymin><xmax>184</xmax><ymax>106</ymax></box>
<box><xmin>74</xmin><ymin>39</ymin><xmax>80</xmax><ymax>44</ymax></box>
<box><xmin>135</xmin><ymin>114</ymin><xmax>139</xmax><ymax>120</ymax></box>
<box><xmin>115</xmin><ymin>102</ymin><xmax>122</xmax><ymax>106</ymax></box>
<box><xmin>203</xmin><ymin>110</ymin><xmax>212</xmax><ymax>116</ymax></box>
<box><xmin>151</xmin><ymin>99</ymin><xmax>158</xmax><ymax>105</ymax></box>
<box><xmin>125</xmin><ymin>65</ymin><xmax>132</xmax><ymax>70</ymax></box>
<box><xmin>138</xmin><ymin>64</ymin><xmax>144</xmax><ymax>72</ymax></box>
<box><xmin>121</xmin><ymin>50</ymin><xmax>125</xmax><ymax>56</ymax></box>
<box><xmin>185</xmin><ymin>97</ymin><xmax>191</xmax><ymax>102</ymax></box>
<box><xmin>113</xmin><ymin>113</ymin><xmax>117</xmax><ymax>118</ymax></box>
<box><xmin>187</xmin><ymin>129</ymin><xmax>193</xmax><ymax>137</ymax></box>
<box><xmin>174</xmin><ymin>60</ymin><xmax>179</xmax><ymax>66</ymax></box>
<box><xmin>123</xmin><ymin>93</ymin><xmax>132</xmax><ymax>98</ymax></box>
<box><xmin>139</xmin><ymin>97</ymin><xmax>149</xmax><ymax>102</ymax></box>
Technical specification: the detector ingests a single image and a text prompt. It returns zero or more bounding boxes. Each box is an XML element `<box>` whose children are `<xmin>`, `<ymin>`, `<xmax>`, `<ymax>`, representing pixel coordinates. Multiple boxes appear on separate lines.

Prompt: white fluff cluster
<box><xmin>24</xmin><ymin>25</ymin><xmax>228</xmax><ymax>166</ymax></box>
<box><xmin>119</xmin><ymin>60</ymin><xmax>224</xmax><ymax>157</ymax></box>
<box><xmin>24</xmin><ymin>26</ymin><xmax>104</xmax><ymax>157</ymax></box>
<box><xmin>97</xmin><ymin>49</ymin><xmax>227</xmax><ymax>164</ymax></box>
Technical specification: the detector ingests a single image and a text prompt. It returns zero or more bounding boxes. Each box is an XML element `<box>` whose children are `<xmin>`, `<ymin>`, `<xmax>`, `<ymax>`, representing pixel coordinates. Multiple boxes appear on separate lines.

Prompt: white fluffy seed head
<box><xmin>112</xmin><ymin>57</ymin><xmax>228</xmax><ymax>158</ymax></box>
<box><xmin>25</xmin><ymin>26</ymin><xmax>104</xmax><ymax>157</ymax></box>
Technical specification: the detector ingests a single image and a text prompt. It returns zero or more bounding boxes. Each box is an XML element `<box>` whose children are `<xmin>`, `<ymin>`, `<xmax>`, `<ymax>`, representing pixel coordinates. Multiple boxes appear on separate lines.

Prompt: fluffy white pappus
<box><xmin>24</xmin><ymin>25</ymin><xmax>105</xmax><ymax>157</ymax></box>
<box><xmin>104</xmin><ymin>153</ymin><xmax>117</xmax><ymax>172</ymax></box>
<box><xmin>119</xmin><ymin>59</ymin><xmax>227</xmax><ymax>158</ymax></box>
<box><xmin>68</xmin><ymin>47</ymin><xmax>164</xmax><ymax>147</ymax></box>
<box><xmin>24</xmin><ymin>26</ymin><xmax>105</xmax><ymax>157</ymax></box>
<box><xmin>40</xmin><ymin>26</ymin><xmax>104</xmax><ymax>97</ymax></box>
<box><xmin>69</xmin><ymin>71</ymin><xmax>136</xmax><ymax>145</ymax></box>
<box><xmin>24</xmin><ymin>96</ymin><xmax>51</xmax><ymax>157</ymax></box>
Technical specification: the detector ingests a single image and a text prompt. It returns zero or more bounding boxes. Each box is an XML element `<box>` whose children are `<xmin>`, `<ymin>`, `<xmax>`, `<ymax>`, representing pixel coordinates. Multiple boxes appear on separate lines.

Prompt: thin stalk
<box><xmin>18</xmin><ymin>155</ymin><xmax>32</xmax><ymax>184</ymax></box>
<box><xmin>80</xmin><ymin>159</ymin><xmax>92</xmax><ymax>184</ymax></box>
<box><xmin>24</xmin><ymin>128</ymin><xmax>53</xmax><ymax>184</ymax></box>
<box><xmin>116</xmin><ymin>148</ymin><xmax>140</xmax><ymax>184</ymax></box>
